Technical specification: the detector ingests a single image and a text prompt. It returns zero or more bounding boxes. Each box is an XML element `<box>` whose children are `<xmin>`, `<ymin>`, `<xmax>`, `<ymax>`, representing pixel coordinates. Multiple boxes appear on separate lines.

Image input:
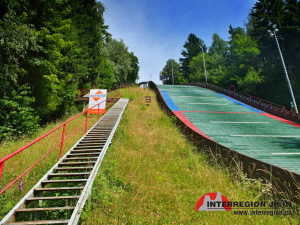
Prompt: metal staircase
<box><xmin>0</xmin><ymin>98</ymin><xmax>129</xmax><ymax>225</ymax></box>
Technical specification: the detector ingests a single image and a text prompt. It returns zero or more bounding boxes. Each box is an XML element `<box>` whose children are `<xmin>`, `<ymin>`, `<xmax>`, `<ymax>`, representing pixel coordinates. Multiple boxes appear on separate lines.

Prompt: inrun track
<box><xmin>158</xmin><ymin>85</ymin><xmax>300</xmax><ymax>175</ymax></box>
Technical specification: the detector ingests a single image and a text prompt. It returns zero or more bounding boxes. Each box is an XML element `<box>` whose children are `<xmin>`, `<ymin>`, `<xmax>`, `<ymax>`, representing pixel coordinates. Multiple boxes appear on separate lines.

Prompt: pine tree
<box><xmin>179</xmin><ymin>33</ymin><xmax>206</xmax><ymax>82</ymax></box>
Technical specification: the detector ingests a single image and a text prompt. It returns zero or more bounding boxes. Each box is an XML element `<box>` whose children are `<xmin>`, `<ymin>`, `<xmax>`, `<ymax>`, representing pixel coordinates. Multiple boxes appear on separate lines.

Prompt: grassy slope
<box><xmin>80</xmin><ymin>87</ymin><xmax>297</xmax><ymax>225</ymax></box>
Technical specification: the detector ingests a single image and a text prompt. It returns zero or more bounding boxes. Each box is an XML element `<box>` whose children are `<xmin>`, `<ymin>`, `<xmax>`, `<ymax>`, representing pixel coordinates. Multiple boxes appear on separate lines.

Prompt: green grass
<box><xmin>80</xmin><ymin>87</ymin><xmax>298</xmax><ymax>225</ymax></box>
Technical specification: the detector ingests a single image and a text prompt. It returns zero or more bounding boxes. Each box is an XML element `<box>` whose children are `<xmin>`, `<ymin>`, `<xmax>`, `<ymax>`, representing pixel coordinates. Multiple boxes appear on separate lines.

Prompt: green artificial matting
<box><xmin>158</xmin><ymin>85</ymin><xmax>300</xmax><ymax>174</ymax></box>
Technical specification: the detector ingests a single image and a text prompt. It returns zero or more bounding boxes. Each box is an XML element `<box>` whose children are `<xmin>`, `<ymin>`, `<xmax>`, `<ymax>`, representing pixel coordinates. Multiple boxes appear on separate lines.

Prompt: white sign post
<box><xmin>88</xmin><ymin>89</ymin><xmax>107</xmax><ymax>114</ymax></box>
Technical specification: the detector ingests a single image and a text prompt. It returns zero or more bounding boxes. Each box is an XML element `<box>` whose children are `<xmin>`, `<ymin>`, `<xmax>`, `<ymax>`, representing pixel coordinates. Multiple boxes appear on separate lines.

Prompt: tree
<box><xmin>127</xmin><ymin>52</ymin><xmax>140</xmax><ymax>83</ymax></box>
<box><xmin>70</xmin><ymin>1</ymin><xmax>111</xmax><ymax>89</ymax></box>
<box><xmin>0</xmin><ymin>0</ymin><xmax>110</xmax><ymax>122</ymax></box>
<box><xmin>106</xmin><ymin>38</ymin><xmax>132</xmax><ymax>83</ymax></box>
<box><xmin>160</xmin><ymin>59</ymin><xmax>185</xmax><ymax>85</ymax></box>
<box><xmin>209</xmin><ymin>33</ymin><xmax>229</xmax><ymax>57</ymax></box>
<box><xmin>226</xmin><ymin>27</ymin><xmax>264</xmax><ymax>95</ymax></box>
<box><xmin>207</xmin><ymin>34</ymin><xmax>229</xmax><ymax>84</ymax></box>
<box><xmin>0</xmin><ymin>0</ymin><xmax>138</xmax><ymax>140</ymax></box>
<box><xmin>0</xmin><ymin>11</ymin><xmax>41</xmax><ymax>138</ymax></box>
<box><xmin>189</xmin><ymin>53</ymin><xmax>209</xmax><ymax>83</ymax></box>
<box><xmin>249</xmin><ymin>0</ymin><xmax>300</xmax><ymax>106</ymax></box>
<box><xmin>179</xmin><ymin>33</ymin><xmax>206</xmax><ymax>81</ymax></box>
<box><xmin>94</xmin><ymin>54</ymin><xmax>115</xmax><ymax>90</ymax></box>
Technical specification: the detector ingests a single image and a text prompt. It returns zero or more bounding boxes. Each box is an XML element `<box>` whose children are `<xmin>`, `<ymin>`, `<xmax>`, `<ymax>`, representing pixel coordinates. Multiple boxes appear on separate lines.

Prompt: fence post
<box><xmin>270</xmin><ymin>165</ymin><xmax>273</xmax><ymax>185</ymax></box>
<box><xmin>97</xmin><ymin>104</ymin><xmax>100</xmax><ymax>121</ymax></box>
<box><xmin>0</xmin><ymin>162</ymin><xmax>5</xmax><ymax>179</ymax></box>
<box><xmin>59</xmin><ymin>124</ymin><xmax>67</xmax><ymax>158</ymax></box>
<box><xmin>85</xmin><ymin>111</ymin><xmax>89</xmax><ymax>133</ymax></box>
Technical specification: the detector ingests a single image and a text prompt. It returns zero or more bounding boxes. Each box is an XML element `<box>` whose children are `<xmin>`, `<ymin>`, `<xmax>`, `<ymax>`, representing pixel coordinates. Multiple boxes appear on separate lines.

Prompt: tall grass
<box><xmin>81</xmin><ymin>87</ymin><xmax>298</xmax><ymax>225</ymax></box>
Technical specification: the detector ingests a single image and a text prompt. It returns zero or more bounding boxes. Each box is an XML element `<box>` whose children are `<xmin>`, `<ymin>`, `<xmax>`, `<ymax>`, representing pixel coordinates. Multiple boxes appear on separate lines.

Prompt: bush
<box><xmin>0</xmin><ymin>88</ymin><xmax>40</xmax><ymax>141</ymax></box>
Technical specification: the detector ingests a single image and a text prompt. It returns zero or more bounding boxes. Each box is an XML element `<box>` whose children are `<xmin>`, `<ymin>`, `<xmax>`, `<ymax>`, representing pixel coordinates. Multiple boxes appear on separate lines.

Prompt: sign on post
<box><xmin>88</xmin><ymin>89</ymin><xmax>107</xmax><ymax>114</ymax></box>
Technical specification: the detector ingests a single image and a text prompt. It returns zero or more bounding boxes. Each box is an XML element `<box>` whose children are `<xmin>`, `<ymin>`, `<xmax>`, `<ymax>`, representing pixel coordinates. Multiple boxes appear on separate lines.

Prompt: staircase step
<box><xmin>63</xmin><ymin>156</ymin><xmax>98</xmax><ymax>162</ymax></box>
<box><xmin>69</xmin><ymin>150</ymin><xmax>101</xmax><ymax>154</ymax></box>
<box><xmin>16</xmin><ymin>207</ymin><xmax>75</xmax><ymax>212</ymax></box>
<box><xmin>86</xmin><ymin>134</ymin><xmax>109</xmax><ymax>136</ymax></box>
<box><xmin>26</xmin><ymin>196</ymin><xmax>80</xmax><ymax>201</ymax></box>
<box><xmin>58</xmin><ymin>161</ymin><xmax>96</xmax><ymax>166</ymax></box>
<box><xmin>73</xmin><ymin>146</ymin><xmax>103</xmax><ymax>149</ymax></box>
<box><xmin>82</xmin><ymin>138</ymin><xmax>107</xmax><ymax>140</ymax></box>
<box><xmin>53</xmin><ymin>167</ymin><xmax>94</xmax><ymax>171</ymax></box>
<box><xmin>42</xmin><ymin>179</ymin><xmax>88</xmax><ymax>184</ymax></box>
<box><xmin>87</xmin><ymin>131</ymin><xmax>110</xmax><ymax>133</ymax></box>
<box><xmin>48</xmin><ymin>172</ymin><xmax>90</xmax><ymax>177</ymax></box>
<box><xmin>68</xmin><ymin>153</ymin><xmax>100</xmax><ymax>157</ymax></box>
<box><xmin>79</xmin><ymin>140</ymin><xmax>106</xmax><ymax>143</ymax></box>
<box><xmin>85</xmin><ymin>134</ymin><xmax>109</xmax><ymax>137</ymax></box>
<box><xmin>35</xmin><ymin>187</ymin><xmax>84</xmax><ymax>191</ymax></box>
<box><xmin>75</xmin><ymin>144</ymin><xmax>104</xmax><ymax>148</ymax></box>
<box><xmin>75</xmin><ymin>143</ymin><xmax>104</xmax><ymax>146</ymax></box>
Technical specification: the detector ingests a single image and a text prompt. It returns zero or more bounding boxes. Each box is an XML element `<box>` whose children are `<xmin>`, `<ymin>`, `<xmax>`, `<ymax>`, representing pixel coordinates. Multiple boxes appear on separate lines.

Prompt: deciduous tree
<box><xmin>160</xmin><ymin>59</ymin><xmax>184</xmax><ymax>85</ymax></box>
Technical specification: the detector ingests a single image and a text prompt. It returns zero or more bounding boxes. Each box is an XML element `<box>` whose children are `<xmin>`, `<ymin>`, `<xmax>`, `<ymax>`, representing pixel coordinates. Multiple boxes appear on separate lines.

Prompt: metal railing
<box><xmin>77</xmin><ymin>89</ymin><xmax>90</xmax><ymax>98</ymax></box>
<box><xmin>0</xmin><ymin>91</ymin><xmax>120</xmax><ymax>194</ymax></box>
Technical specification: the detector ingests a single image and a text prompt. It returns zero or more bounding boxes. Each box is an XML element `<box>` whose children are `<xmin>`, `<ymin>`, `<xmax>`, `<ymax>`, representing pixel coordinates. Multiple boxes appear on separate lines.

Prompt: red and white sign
<box><xmin>88</xmin><ymin>89</ymin><xmax>107</xmax><ymax>114</ymax></box>
<box><xmin>195</xmin><ymin>192</ymin><xmax>231</xmax><ymax>211</ymax></box>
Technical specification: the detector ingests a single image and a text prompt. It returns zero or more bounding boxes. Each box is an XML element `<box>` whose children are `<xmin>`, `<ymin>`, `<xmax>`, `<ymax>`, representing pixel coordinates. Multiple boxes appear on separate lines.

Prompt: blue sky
<box><xmin>101</xmin><ymin>0</ymin><xmax>257</xmax><ymax>84</ymax></box>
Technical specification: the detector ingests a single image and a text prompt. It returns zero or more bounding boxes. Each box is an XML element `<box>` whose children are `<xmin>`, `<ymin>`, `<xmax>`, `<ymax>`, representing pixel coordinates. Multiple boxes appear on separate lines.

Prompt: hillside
<box><xmin>80</xmin><ymin>87</ymin><xmax>297</xmax><ymax>225</ymax></box>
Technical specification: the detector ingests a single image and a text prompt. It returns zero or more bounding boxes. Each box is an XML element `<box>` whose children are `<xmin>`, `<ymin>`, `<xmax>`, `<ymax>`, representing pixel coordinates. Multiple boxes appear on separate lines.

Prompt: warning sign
<box><xmin>88</xmin><ymin>89</ymin><xmax>107</xmax><ymax>114</ymax></box>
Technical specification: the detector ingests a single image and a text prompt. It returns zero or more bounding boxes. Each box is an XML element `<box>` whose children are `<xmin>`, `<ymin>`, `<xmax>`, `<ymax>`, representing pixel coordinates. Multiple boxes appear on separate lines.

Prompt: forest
<box><xmin>160</xmin><ymin>0</ymin><xmax>300</xmax><ymax>111</ymax></box>
<box><xmin>0</xmin><ymin>0</ymin><xmax>139</xmax><ymax>140</ymax></box>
